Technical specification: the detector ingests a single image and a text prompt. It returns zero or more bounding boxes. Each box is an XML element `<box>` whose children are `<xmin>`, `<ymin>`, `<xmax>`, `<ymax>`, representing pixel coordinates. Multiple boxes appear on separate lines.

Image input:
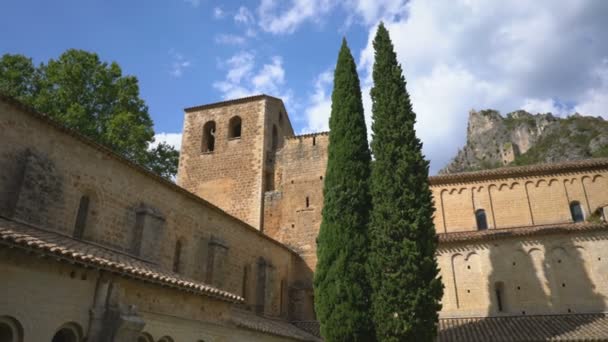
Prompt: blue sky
<box><xmin>2</xmin><ymin>0</ymin><xmax>608</xmax><ymax>174</ymax></box>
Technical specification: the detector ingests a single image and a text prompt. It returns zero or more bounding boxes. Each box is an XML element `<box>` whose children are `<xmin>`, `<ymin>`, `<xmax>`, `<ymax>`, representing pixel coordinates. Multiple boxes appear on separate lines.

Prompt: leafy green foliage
<box><xmin>511</xmin><ymin>115</ymin><xmax>608</xmax><ymax>167</ymax></box>
<box><xmin>0</xmin><ymin>50</ymin><xmax>178</xmax><ymax>179</ymax></box>
<box><xmin>313</xmin><ymin>39</ymin><xmax>375</xmax><ymax>342</ymax></box>
<box><xmin>0</xmin><ymin>54</ymin><xmax>37</xmax><ymax>100</ymax></box>
<box><xmin>368</xmin><ymin>23</ymin><xmax>443</xmax><ymax>341</ymax></box>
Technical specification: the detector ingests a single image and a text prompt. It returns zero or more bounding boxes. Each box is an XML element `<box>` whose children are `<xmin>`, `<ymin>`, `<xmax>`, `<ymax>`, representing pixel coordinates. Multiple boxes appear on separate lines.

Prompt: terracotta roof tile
<box><xmin>230</xmin><ymin>309</ymin><xmax>321</xmax><ymax>342</ymax></box>
<box><xmin>438</xmin><ymin>222</ymin><xmax>608</xmax><ymax>244</ymax></box>
<box><xmin>0</xmin><ymin>217</ymin><xmax>243</xmax><ymax>303</ymax></box>
<box><xmin>293</xmin><ymin>314</ymin><xmax>608</xmax><ymax>341</ymax></box>
<box><xmin>429</xmin><ymin>158</ymin><xmax>608</xmax><ymax>186</ymax></box>
<box><xmin>438</xmin><ymin>314</ymin><xmax>608</xmax><ymax>342</ymax></box>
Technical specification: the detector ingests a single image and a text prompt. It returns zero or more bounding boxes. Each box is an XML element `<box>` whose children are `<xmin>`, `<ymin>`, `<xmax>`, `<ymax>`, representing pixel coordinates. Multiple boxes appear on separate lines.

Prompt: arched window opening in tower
<box><xmin>73</xmin><ymin>195</ymin><xmax>90</xmax><ymax>239</ymax></box>
<box><xmin>475</xmin><ymin>209</ymin><xmax>488</xmax><ymax>230</ymax></box>
<box><xmin>228</xmin><ymin>116</ymin><xmax>242</xmax><ymax>139</ymax></box>
<box><xmin>570</xmin><ymin>201</ymin><xmax>584</xmax><ymax>222</ymax></box>
<box><xmin>202</xmin><ymin>121</ymin><xmax>216</xmax><ymax>152</ymax></box>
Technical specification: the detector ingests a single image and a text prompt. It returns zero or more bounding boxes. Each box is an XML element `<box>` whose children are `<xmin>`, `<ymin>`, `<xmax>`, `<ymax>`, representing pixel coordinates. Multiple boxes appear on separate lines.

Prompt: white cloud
<box><xmin>347</xmin><ymin>0</ymin><xmax>407</xmax><ymax>25</ymax></box>
<box><xmin>213</xmin><ymin>7</ymin><xmax>224</xmax><ymax>19</ymax></box>
<box><xmin>354</xmin><ymin>0</ymin><xmax>608</xmax><ymax>173</ymax></box>
<box><xmin>521</xmin><ymin>98</ymin><xmax>568</xmax><ymax>116</ymax></box>
<box><xmin>169</xmin><ymin>50</ymin><xmax>191</xmax><ymax>78</ymax></box>
<box><xmin>574</xmin><ymin>60</ymin><xmax>608</xmax><ymax>116</ymax></box>
<box><xmin>303</xmin><ymin>69</ymin><xmax>333</xmax><ymax>133</ymax></box>
<box><xmin>213</xmin><ymin>51</ymin><xmax>292</xmax><ymax>103</ymax></box>
<box><xmin>183</xmin><ymin>0</ymin><xmax>201</xmax><ymax>8</ymax></box>
<box><xmin>257</xmin><ymin>0</ymin><xmax>335</xmax><ymax>34</ymax></box>
<box><xmin>151</xmin><ymin>133</ymin><xmax>183</xmax><ymax>151</ymax></box>
<box><xmin>255</xmin><ymin>0</ymin><xmax>408</xmax><ymax>35</ymax></box>
<box><xmin>215</xmin><ymin>34</ymin><xmax>246</xmax><ymax>45</ymax></box>
<box><xmin>252</xmin><ymin>56</ymin><xmax>285</xmax><ymax>90</ymax></box>
<box><xmin>235</xmin><ymin>6</ymin><xmax>255</xmax><ymax>25</ymax></box>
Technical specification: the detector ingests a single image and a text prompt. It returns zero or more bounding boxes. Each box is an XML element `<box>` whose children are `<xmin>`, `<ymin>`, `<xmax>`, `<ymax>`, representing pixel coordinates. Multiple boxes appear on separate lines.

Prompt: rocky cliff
<box><xmin>440</xmin><ymin>109</ymin><xmax>608</xmax><ymax>174</ymax></box>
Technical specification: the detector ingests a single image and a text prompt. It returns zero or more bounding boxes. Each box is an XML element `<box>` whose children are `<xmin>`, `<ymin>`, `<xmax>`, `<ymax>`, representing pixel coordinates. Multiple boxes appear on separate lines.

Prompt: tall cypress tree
<box><xmin>313</xmin><ymin>39</ymin><xmax>375</xmax><ymax>342</ymax></box>
<box><xmin>369</xmin><ymin>23</ymin><xmax>443</xmax><ymax>341</ymax></box>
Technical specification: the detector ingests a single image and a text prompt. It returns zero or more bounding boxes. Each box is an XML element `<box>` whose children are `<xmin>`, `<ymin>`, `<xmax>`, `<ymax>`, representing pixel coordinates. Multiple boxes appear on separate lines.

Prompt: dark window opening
<box><xmin>52</xmin><ymin>328</ymin><xmax>78</xmax><ymax>342</ymax></box>
<box><xmin>242</xmin><ymin>265</ymin><xmax>250</xmax><ymax>301</ymax></box>
<box><xmin>73</xmin><ymin>195</ymin><xmax>90</xmax><ymax>239</ymax></box>
<box><xmin>475</xmin><ymin>209</ymin><xmax>488</xmax><ymax>230</ymax></box>
<box><xmin>570</xmin><ymin>201</ymin><xmax>584</xmax><ymax>222</ymax></box>
<box><xmin>280</xmin><ymin>279</ymin><xmax>286</xmax><ymax>315</ymax></box>
<box><xmin>137</xmin><ymin>333</ymin><xmax>154</xmax><ymax>342</ymax></box>
<box><xmin>272</xmin><ymin>125</ymin><xmax>278</xmax><ymax>150</ymax></box>
<box><xmin>279</xmin><ymin>111</ymin><xmax>283</xmax><ymax>124</ymax></box>
<box><xmin>306</xmin><ymin>196</ymin><xmax>310</xmax><ymax>208</ymax></box>
<box><xmin>256</xmin><ymin>258</ymin><xmax>267</xmax><ymax>314</ymax></box>
<box><xmin>0</xmin><ymin>322</ymin><xmax>13</xmax><ymax>342</ymax></box>
<box><xmin>312</xmin><ymin>136</ymin><xmax>316</xmax><ymax>146</ymax></box>
<box><xmin>173</xmin><ymin>239</ymin><xmax>182</xmax><ymax>273</ymax></box>
<box><xmin>202</xmin><ymin>121</ymin><xmax>216</xmax><ymax>152</ymax></box>
<box><xmin>265</xmin><ymin>172</ymin><xmax>275</xmax><ymax>191</ymax></box>
<box><xmin>228</xmin><ymin>116</ymin><xmax>242</xmax><ymax>138</ymax></box>
<box><xmin>495</xmin><ymin>282</ymin><xmax>504</xmax><ymax>312</ymax></box>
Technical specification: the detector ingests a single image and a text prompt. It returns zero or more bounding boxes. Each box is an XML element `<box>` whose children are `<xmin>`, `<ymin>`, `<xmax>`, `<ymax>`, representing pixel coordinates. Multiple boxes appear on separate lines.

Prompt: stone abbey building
<box><xmin>1</xmin><ymin>93</ymin><xmax>608</xmax><ymax>341</ymax></box>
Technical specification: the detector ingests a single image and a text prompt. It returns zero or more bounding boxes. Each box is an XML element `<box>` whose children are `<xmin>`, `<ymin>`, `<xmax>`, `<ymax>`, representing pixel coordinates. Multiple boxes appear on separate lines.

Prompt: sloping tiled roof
<box><xmin>0</xmin><ymin>217</ymin><xmax>243</xmax><ymax>303</ymax></box>
<box><xmin>230</xmin><ymin>309</ymin><xmax>322</xmax><ymax>342</ymax></box>
<box><xmin>438</xmin><ymin>222</ymin><xmax>608</xmax><ymax>244</ymax></box>
<box><xmin>429</xmin><ymin>158</ymin><xmax>608</xmax><ymax>186</ymax></box>
<box><xmin>438</xmin><ymin>314</ymin><xmax>608</xmax><ymax>342</ymax></box>
<box><xmin>292</xmin><ymin>314</ymin><xmax>608</xmax><ymax>341</ymax></box>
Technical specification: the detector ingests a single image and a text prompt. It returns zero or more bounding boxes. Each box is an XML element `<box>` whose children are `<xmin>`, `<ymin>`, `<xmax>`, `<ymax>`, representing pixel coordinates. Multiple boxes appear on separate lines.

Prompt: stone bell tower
<box><xmin>176</xmin><ymin>95</ymin><xmax>293</xmax><ymax>230</ymax></box>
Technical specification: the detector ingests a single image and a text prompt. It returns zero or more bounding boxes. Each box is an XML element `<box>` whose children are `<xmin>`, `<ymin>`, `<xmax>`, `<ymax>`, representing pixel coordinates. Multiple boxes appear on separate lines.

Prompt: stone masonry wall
<box><xmin>177</xmin><ymin>96</ymin><xmax>294</xmax><ymax>232</ymax></box>
<box><xmin>177</xmin><ymin>98</ymin><xmax>267</xmax><ymax>229</ymax></box>
<box><xmin>264</xmin><ymin>133</ymin><xmax>329</xmax><ymax>276</ymax></box>
<box><xmin>0</xmin><ymin>248</ymin><xmax>297</xmax><ymax>342</ymax></box>
<box><xmin>437</xmin><ymin>230</ymin><xmax>608</xmax><ymax>318</ymax></box>
<box><xmin>0</xmin><ymin>99</ymin><xmax>303</xmax><ymax>320</ymax></box>
<box><xmin>433</xmin><ymin>171</ymin><xmax>608</xmax><ymax>233</ymax></box>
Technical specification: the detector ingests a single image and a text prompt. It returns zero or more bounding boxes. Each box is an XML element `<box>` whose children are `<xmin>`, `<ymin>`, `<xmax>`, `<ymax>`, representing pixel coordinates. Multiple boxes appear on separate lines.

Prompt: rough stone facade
<box><xmin>177</xmin><ymin>96</ymin><xmax>608</xmax><ymax>324</ymax></box>
<box><xmin>0</xmin><ymin>95</ymin><xmax>318</xmax><ymax>342</ymax></box>
<box><xmin>2</xmin><ymin>93</ymin><xmax>608</xmax><ymax>342</ymax></box>
<box><xmin>178</xmin><ymin>95</ymin><xmax>294</xmax><ymax>230</ymax></box>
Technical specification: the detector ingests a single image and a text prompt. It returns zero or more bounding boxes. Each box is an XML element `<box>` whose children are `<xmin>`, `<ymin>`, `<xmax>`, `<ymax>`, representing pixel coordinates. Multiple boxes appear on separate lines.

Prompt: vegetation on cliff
<box><xmin>313</xmin><ymin>39</ymin><xmax>375</xmax><ymax>342</ymax></box>
<box><xmin>368</xmin><ymin>23</ymin><xmax>443</xmax><ymax>341</ymax></box>
<box><xmin>0</xmin><ymin>50</ymin><xmax>178</xmax><ymax>179</ymax></box>
<box><xmin>441</xmin><ymin>109</ymin><xmax>608</xmax><ymax>174</ymax></box>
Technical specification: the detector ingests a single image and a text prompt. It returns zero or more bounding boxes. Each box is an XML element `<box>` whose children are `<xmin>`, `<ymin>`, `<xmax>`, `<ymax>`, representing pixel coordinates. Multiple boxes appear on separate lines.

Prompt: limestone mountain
<box><xmin>440</xmin><ymin>109</ymin><xmax>608</xmax><ymax>174</ymax></box>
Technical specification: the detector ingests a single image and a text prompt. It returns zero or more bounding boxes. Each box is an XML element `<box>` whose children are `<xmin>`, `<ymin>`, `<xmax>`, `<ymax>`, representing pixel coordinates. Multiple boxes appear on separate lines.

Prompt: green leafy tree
<box><xmin>0</xmin><ymin>50</ymin><xmax>178</xmax><ymax>179</ymax></box>
<box><xmin>368</xmin><ymin>23</ymin><xmax>443</xmax><ymax>341</ymax></box>
<box><xmin>0</xmin><ymin>54</ymin><xmax>37</xmax><ymax>100</ymax></box>
<box><xmin>313</xmin><ymin>39</ymin><xmax>375</xmax><ymax>342</ymax></box>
